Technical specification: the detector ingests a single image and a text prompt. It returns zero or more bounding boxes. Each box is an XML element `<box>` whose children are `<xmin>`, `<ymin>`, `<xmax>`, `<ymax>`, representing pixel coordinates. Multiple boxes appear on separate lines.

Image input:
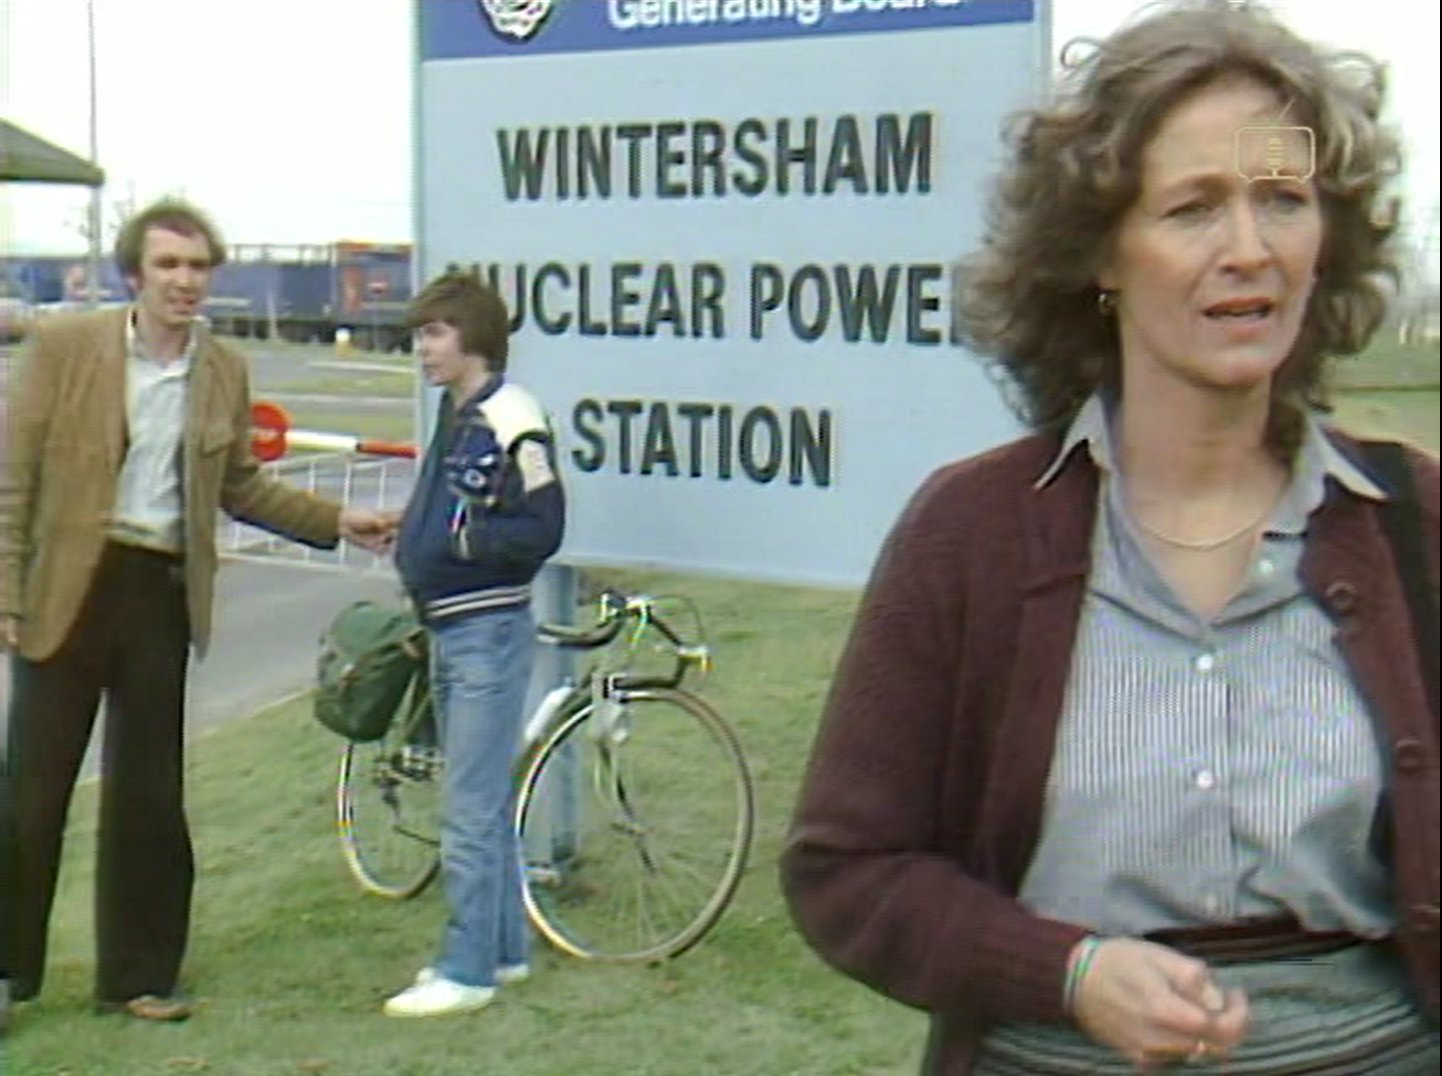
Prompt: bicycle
<box><xmin>334</xmin><ymin>589</ymin><xmax>756</xmax><ymax>964</ymax></box>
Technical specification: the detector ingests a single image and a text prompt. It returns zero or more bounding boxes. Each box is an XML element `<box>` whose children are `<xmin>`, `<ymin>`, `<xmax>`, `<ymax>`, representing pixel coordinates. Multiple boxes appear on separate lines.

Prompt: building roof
<box><xmin>1</xmin><ymin>120</ymin><xmax>105</xmax><ymax>186</ymax></box>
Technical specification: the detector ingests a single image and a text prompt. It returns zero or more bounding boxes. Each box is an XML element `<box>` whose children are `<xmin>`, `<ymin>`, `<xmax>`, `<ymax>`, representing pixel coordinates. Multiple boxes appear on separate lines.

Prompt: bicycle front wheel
<box><xmin>337</xmin><ymin>695</ymin><xmax>443</xmax><ymax>900</ymax></box>
<box><xmin>515</xmin><ymin>687</ymin><xmax>754</xmax><ymax>963</ymax></box>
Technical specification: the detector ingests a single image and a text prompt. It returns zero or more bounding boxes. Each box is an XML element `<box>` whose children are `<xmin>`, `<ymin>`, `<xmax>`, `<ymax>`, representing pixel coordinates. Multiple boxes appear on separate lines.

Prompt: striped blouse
<box><xmin>1017</xmin><ymin>396</ymin><xmax>1396</xmax><ymax>938</ymax></box>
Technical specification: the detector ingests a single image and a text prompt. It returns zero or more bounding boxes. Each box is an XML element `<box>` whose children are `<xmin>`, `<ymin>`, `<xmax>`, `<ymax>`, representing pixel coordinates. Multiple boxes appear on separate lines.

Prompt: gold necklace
<box><xmin>1130</xmin><ymin>498</ymin><xmax>1275</xmax><ymax>551</ymax></box>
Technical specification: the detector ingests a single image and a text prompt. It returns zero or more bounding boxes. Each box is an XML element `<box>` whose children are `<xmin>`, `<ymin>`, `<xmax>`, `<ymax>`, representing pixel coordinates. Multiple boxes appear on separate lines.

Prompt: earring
<box><xmin>1096</xmin><ymin>289</ymin><xmax>1117</xmax><ymax>317</ymax></box>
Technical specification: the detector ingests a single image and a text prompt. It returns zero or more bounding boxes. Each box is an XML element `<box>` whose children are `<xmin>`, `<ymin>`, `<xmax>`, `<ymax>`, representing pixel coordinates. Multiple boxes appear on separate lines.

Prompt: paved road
<box><xmin>0</xmin><ymin>342</ymin><xmax>413</xmax><ymax>411</ymax></box>
<box><xmin>243</xmin><ymin>343</ymin><xmax>413</xmax><ymax>397</ymax></box>
<box><xmin>0</xmin><ymin>558</ymin><xmax>406</xmax><ymax>777</ymax></box>
<box><xmin>190</xmin><ymin>558</ymin><xmax>407</xmax><ymax>739</ymax></box>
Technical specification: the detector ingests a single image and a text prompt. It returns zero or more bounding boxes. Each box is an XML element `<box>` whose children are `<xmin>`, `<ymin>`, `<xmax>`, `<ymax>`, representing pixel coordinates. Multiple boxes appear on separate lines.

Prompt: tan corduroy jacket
<box><xmin>1</xmin><ymin>306</ymin><xmax>341</xmax><ymax>661</ymax></box>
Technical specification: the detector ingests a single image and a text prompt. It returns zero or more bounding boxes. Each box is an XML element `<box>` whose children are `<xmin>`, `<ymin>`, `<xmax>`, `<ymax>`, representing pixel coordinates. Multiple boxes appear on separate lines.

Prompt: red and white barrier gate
<box><xmin>224</xmin><ymin>401</ymin><xmax>417</xmax><ymax>572</ymax></box>
<box><xmin>250</xmin><ymin>400</ymin><xmax>417</xmax><ymax>461</ymax></box>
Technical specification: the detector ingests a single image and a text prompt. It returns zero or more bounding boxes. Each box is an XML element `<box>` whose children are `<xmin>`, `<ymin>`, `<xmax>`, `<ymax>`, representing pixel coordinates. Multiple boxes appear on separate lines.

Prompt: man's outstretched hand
<box><xmin>339</xmin><ymin>508</ymin><xmax>400</xmax><ymax>556</ymax></box>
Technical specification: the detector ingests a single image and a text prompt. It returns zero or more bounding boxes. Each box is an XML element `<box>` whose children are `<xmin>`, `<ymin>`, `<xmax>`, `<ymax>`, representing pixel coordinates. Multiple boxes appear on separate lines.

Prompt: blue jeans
<box><xmin>429</xmin><ymin>605</ymin><xmax>533</xmax><ymax>988</ymax></box>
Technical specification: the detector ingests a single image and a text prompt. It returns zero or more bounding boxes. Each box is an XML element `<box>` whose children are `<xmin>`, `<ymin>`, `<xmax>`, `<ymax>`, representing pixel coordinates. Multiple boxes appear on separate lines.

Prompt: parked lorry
<box><xmin>0</xmin><ymin>240</ymin><xmax>414</xmax><ymax>350</ymax></box>
<box><xmin>206</xmin><ymin>241</ymin><xmax>414</xmax><ymax>350</ymax></box>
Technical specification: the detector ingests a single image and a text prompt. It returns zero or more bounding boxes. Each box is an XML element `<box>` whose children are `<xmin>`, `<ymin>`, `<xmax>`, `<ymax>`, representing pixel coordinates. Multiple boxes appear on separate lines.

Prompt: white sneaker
<box><xmin>414</xmin><ymin>963</ymin><xmax>529</xmax><ymax>987</ymax></box>
<box><xmin>383</xmin><ymin>977</ymin><xmax>496</xmax><ymax>1018</ymax></box>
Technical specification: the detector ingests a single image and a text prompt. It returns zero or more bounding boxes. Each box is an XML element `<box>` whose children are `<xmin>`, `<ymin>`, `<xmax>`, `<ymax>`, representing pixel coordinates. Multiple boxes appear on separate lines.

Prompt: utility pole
<box><xmin>86</xmin><ymin>0</ymin><xmax>102</xmax><ymax>309</ymax></box>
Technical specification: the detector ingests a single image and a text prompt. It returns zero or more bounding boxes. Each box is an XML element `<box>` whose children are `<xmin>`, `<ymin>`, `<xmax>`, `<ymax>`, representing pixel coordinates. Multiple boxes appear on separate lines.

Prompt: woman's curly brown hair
<box><xmin>957</xmin><ymin>0</ymin><xmax>1401</xmax><ymax>452</ymax></box>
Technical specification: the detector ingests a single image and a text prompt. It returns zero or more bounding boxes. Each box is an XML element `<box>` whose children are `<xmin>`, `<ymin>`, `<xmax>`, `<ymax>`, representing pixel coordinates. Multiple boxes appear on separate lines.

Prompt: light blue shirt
<box><xmin>108</xmin><ymin>311</ymin><xmax>202</xmax><ymax>552</ymax></box>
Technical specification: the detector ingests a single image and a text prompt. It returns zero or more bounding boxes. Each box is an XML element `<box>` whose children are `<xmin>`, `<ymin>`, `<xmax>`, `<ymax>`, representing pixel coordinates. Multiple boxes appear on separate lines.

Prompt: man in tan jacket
<box><xmin>0</xmin><ymin>198</ymin><xmax>395</xmax><ymax>1022</ymax></box>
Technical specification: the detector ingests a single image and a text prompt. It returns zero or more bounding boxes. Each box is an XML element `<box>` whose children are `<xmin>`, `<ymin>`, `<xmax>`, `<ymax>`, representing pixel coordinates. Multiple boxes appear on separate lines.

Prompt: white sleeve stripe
<box><xmin>515</xmin><ymin>439</ymin><xmax>557</xmax><ymax>492</ymax></box>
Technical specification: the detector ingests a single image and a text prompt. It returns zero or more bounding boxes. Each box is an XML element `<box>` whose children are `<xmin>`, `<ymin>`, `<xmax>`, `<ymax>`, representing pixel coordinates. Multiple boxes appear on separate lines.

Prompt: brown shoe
<box><xmin>95</xmin><ymin>994</ymin><xmax>193</xmax><ymax>1022</ymax></box>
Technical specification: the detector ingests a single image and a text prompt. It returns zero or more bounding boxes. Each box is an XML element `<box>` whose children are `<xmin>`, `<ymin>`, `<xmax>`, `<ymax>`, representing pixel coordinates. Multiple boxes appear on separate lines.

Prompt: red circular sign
<box><xmin>250</xmin><ymin>400</ymin><xmax>292</xmax><ymax>462</ymax></box>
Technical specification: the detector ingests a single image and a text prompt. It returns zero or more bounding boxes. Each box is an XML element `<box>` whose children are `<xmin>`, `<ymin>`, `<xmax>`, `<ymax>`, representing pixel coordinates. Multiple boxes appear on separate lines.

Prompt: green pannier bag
<box><xmin>315</xmin><ymin>600</ymin><xmax>426</xmax><ymax>742</ymax></box>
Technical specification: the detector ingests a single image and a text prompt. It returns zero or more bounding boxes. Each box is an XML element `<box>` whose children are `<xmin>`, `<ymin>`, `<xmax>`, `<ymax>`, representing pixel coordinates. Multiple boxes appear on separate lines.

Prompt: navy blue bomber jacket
<box><xmin>395</xmin><ymin>376</ymin><xmax>564</xmax><ymax>623</ymax></box>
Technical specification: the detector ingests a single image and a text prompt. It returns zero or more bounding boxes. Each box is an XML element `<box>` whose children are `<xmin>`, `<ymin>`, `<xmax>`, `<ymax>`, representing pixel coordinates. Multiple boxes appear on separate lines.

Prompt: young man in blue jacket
<box><xmin>387</xmin><ymin>270</ymin><xmax>564</xmax><ymax>1017</ymax></box>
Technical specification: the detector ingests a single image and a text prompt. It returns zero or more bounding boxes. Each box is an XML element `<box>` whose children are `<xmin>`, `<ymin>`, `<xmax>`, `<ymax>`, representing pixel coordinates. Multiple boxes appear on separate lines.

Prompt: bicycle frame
<box><xmin>394</xmin><ymin>590</ymin><xmax>713</xmax><ymax>755</ymax></box>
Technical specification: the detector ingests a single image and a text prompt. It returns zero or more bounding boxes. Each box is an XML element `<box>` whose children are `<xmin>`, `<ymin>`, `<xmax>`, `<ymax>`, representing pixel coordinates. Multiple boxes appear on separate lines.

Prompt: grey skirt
<box><xmin>974</xmin><ymin>943</ymin><xmax>1438</xmax><ymax>1074</ymax></box>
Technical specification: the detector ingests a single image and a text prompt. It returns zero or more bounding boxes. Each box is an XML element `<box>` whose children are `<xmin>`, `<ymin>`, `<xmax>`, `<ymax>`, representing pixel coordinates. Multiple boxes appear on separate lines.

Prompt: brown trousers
<box><xmin>6</xmin><ymin>542</ymin><xmax>193</xmax><ymax>1003</ymax></box>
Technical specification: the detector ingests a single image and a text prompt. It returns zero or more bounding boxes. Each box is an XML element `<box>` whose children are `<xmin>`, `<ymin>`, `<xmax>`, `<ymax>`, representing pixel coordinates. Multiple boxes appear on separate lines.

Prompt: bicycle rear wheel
<box><xmin>515</xmin><ymin>687</ymin><xmax>754</xmax><ymax>963</ymax></box>
<box><xmin>337</xmin><ymin>686</ymin><xmax>443</xmax><ymax>899</ymax></box>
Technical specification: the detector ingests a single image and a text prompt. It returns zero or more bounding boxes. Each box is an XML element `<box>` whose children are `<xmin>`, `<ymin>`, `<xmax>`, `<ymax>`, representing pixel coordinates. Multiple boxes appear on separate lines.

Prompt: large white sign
<box><xmin>416</xmin><ymin>1</ymin><xmax>1047</xmax><ymax>587</ymax></box>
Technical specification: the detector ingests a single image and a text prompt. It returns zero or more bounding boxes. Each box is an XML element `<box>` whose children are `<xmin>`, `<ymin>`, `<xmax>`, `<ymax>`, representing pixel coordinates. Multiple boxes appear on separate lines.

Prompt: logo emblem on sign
<box><xmin>477</xmin><ymin>0</ymin><xmax>555</xmax><ymax>42</ymax></box>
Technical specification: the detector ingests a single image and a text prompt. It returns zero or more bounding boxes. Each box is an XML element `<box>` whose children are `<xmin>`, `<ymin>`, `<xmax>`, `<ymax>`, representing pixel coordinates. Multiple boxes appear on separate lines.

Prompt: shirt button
<box><xmin>1203</xmin><ymin>894</ymin><xmax>1224</xmax><ymax>916</ymax></box>
<box><xmin>1325</xmin><ymin>581</ymin><xmax>1359</xmax><ymax>613</ymax></box>
<box><xmin>1257</xmin><ymin>557</ymin><xmax>1275</xmax><ymax>577</ymax></box>
<box><xmin>1194</xmin><ymin>769</ymin><xmax>1218</xmax><ymax>790</ymax></box>
<box><xmin>1409</xmin><ymin>903</ymin><xmax>1440</xmax><ymax>936</ymax></box>
<box><xmin>1394</xmin><ymin>739</ymin><xmax>1431</xmax><ymax>775</ymax></box>
<box><xmin>1195</xmin><ymin>653</ymin><xmax>1217</xmax><ymax>673</ymax></box>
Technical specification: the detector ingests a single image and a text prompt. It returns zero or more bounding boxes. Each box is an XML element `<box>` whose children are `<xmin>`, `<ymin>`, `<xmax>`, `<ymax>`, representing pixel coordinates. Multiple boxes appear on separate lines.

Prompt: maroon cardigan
<box><xmin>780</xmin><ymin>433</ymin><xmax>1440</xmax><ymax>1075</ymax></box>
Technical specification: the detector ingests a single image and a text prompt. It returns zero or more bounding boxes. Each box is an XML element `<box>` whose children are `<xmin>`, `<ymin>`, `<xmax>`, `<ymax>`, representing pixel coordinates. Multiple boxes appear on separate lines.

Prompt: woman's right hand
<box><xmin>1072</xmin><ymin>937</ymin><xmax>1251</xmax><ymax>1067</ymax></box>
<box><xmin>1</xmin><ymin>615</ymin><xmax>18</xmax><ymax>652</ymax></box>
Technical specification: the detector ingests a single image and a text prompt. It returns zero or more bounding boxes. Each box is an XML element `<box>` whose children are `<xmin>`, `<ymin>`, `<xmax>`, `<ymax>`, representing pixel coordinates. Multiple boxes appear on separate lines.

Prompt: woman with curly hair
<box><xmin>781</xmin><ymin>2</ymin><xmax>1438</xmax><ymax>1072</ymax></box>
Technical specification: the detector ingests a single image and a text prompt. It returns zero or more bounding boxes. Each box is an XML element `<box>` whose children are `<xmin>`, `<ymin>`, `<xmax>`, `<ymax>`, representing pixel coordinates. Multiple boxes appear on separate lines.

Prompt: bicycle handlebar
<box><xmin>535</xmin><ymin>617</ymin><xmax>625</xmax><ymax>649</ymax></box>
<box><xmin>536</xmin><ymin>589</ymin><xmax>711</xmax><ymax>684</ymax></box>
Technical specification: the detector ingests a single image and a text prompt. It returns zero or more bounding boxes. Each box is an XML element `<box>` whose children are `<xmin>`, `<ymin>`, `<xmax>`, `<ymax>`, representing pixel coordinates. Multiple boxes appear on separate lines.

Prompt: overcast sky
<box><xmin>2</xmin><ymin>0</ymin><xmax>1437</xmax><ymax>265</ymax></box>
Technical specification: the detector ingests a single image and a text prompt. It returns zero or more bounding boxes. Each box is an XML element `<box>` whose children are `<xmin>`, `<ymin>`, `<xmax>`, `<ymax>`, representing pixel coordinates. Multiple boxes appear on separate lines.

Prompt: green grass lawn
<box><xmin>250</xmin><ymin>335</ymin><xmax>1438</xmax><ymax>454</ymax></box>
<box><xmin>277</xmin><ymin>405</ymin><xmax>414</xmax><ymax>445</ymax></box>
<box><xmin>265</xmin><ymin>377</ymin><xmax>1439</xmax><ymax>464</ymax></box>
<box><xmin>7</xmin><ymin>570</ymin><xmax>926</xmax><ymax>1076</ymax></box>
<box><xmin>1331</xmin><ymin>338</ymin><xmax>1440</xmax><ymax>390</ymax></box>
<box><xmin>270</xmin><ymin>371</ymin><xmax>416</xmax><ymax>398</ymax></box>
<box><xmin>1330</xmin><ymin>387</ymin><xmax>1440</xmax><ymax>454</ymax></box>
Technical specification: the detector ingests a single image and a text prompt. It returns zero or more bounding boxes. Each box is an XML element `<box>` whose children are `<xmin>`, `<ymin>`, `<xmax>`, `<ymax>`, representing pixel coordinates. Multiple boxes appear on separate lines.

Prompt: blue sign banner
<box><xmin>420</xmin><ymin>0</ymin><xmax>1034</xmax><ymax>61</ymax></box>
